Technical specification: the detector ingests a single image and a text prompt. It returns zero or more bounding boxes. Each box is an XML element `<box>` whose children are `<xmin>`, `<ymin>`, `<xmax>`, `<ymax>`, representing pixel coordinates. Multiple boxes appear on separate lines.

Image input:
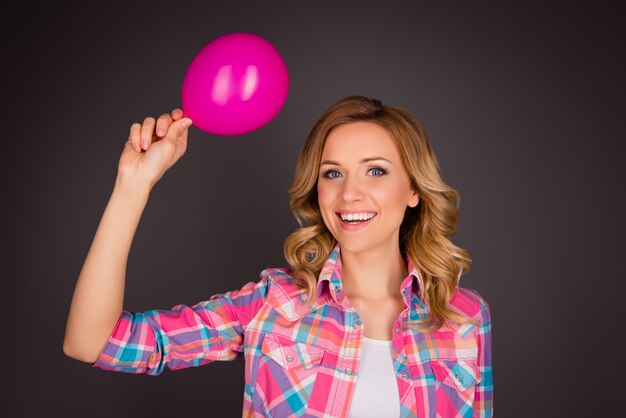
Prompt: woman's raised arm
<box><xmin>63</xmin><ymin>110</ymin><xmax>192</xmax><ymax>363</ymax></box>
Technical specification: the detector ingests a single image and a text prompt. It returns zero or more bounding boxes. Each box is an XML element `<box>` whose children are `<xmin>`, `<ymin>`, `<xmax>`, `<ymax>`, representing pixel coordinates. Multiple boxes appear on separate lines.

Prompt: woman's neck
<box><xmin>340</xmin><ymin>245</ymin><xmax>408</xmax><ymax>300</ymax></box>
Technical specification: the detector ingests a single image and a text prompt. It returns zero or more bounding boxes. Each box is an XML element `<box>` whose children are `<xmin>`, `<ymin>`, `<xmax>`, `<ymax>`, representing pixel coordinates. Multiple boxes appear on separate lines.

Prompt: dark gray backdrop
<box><xmin>4</xmin><ymin>1</ymin><xmax>624</xmax><ymax>417</ymax></box>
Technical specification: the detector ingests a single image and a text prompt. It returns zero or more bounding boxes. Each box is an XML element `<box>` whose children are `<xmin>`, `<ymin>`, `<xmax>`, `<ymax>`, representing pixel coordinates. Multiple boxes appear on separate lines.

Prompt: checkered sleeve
<box><xmin>473</xmin><ymin>297</ymin><xmax>493</xmax><ymax>417</ymax></box>
<box><xmin>92</xmin><ymin>277</ymin><xmax>269</xmax><ymax>375</ymax></box>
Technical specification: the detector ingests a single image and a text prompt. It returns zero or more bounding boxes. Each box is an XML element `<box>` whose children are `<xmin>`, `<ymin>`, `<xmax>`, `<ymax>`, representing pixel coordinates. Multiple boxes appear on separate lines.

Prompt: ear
<box><xmin>408</xmin><ymin>191</ymin><xmax>419</xmax><ymax>208</ymax></box>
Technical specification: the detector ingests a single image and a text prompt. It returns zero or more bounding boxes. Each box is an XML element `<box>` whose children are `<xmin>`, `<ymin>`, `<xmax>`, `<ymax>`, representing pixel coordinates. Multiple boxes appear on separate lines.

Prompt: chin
<box><xmin>335</xmin><ymin>237</ymin><xmax>377</xmax><ymax>255</ymax></box>
<box><xmin>334</xmin><ymin>230</ymin><xmax>400</xmax><ymax>255</ymax></box>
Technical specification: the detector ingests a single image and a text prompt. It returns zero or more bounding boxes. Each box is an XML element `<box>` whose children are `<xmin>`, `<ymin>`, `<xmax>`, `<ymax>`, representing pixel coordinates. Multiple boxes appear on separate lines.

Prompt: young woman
<box><xmin>63</xmin><ymin>96</ymin><xmax>493</xmax><ymax>417</ymax></box>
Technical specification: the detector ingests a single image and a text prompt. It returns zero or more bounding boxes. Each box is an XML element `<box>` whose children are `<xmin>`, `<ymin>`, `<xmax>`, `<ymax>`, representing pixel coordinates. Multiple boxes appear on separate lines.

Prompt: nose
<box><xmin>341</xmin><ymin>176</ymin><xmax>364</xmax><ymax>202</ymax></box>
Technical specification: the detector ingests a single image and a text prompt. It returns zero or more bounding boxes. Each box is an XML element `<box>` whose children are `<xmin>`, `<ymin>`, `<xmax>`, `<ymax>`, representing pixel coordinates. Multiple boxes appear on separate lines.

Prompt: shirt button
<box><xmin>334</xmin><ymin>285</ymin><xmax>341</xmax><ymax>293</ymax></box>
<box><xmin>401</xmin><ymin>374</ymin><xmax>409</xmax><ymax>381</ymax></box>
<box><xmin>455</xmin><ymin>374</ymin><xmax>463</xmax><ymax>382</ymax></box>
<box><xmin>395</xmin><ymin>325</ymin><xmax>401</xmax><ymax>334</ymax></box>
<box><xmin>353</xmin><ymin>320</ymin><xmax>361</xmax><ymax>329</ymax></box>
<box><xmin>286</xmin><ymin>354</ymin><xmax>294</xmax><ymax>362</ymax></box>
<box><xmin>345</xmin><ymin>367</ymin><xmax>353</xmax><ymax>375</ymax></box>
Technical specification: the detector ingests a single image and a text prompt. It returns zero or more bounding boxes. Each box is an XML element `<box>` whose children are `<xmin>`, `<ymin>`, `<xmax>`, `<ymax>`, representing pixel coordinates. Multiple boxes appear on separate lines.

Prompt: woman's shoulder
<box><xmin>255</xmin><ymin>268</ymin><xmax>312</xmax><ymax>320</ymax></box>
<box><xmin>259</xmin><ymin>267</ymin><xmax>296</xmax><ymax>284</ymax></box>
<box><xmin>259</xmin><ymin>267</ymin><xmax>307</xmax><ymax>296</ymax></box>
<box><xmin>450</xmin><ymin>286</ymin><xmax>490</xmax><ymax>319</ymax></box>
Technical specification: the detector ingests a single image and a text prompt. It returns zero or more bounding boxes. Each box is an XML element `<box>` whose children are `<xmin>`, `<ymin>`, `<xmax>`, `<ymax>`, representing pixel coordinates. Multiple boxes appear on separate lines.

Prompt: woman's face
<box><xmin>317</xmin><ymin>121</ymin><xmax>419</xmax><ymax>255</ymax></box>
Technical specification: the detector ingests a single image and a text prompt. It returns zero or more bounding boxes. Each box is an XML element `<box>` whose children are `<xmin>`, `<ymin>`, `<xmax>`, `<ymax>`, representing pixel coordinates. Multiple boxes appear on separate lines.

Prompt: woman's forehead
<box><xmin>321</xmin><ymin>121</ymin><xmax>399</xmax><ymax>162</ymax></box>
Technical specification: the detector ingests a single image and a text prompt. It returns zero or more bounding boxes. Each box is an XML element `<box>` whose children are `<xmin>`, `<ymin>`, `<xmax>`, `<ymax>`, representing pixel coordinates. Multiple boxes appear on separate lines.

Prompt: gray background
<box><xmin>3</xmin><ymin>0</ymin><xmax>624</xmax><ymax>416</ymax></box>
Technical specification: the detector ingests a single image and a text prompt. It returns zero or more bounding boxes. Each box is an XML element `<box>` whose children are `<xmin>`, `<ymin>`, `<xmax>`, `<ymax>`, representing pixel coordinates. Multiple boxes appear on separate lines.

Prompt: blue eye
<box><xmin>369</xmin><ymin>167</ymin><xmax>387</xmax><ymax>177</ymax></box>
<box><xmin>322</xmin><ymin>169</ymin><xmax>342</xmax><ymax>179</ymax></box>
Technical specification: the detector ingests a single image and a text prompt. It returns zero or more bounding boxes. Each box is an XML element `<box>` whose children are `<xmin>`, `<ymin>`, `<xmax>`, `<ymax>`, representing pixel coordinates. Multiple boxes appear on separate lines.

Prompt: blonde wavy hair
<box><xmin>283</xmin><ymin>95</ymin><xmax>472</xmax><ymax>330</ymax></box>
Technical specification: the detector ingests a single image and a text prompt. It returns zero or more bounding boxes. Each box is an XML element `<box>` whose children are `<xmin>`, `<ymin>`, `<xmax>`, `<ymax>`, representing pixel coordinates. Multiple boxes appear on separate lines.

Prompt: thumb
<box><xmin>164</xmin><ymin>117</ymin><xmax>193</xmax><ymax>143</ymax></box>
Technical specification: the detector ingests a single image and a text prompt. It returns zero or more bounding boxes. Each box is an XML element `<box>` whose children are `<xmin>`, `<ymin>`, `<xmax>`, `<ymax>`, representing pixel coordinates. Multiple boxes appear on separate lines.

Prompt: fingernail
<box><xmin>182</xmin><ymin>119</ymin><xmax>193</xmax><ymax>128</ymax></box>
<box><xmin>141</xmin><ymin>140</ymin><xmax>147</xmax><ymax>150</ymax></box>
<box><xmin>157</xmin><ymin>128</ymin><xmax>164</xmax><ymax>136</ymax></box>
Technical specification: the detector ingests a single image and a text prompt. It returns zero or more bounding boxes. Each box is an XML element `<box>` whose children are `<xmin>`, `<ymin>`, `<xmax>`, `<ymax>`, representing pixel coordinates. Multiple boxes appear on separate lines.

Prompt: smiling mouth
<box><xmin>336</xmin><ymin>212</ymin><xmax>378</xmax><ymax>224</ymax></box>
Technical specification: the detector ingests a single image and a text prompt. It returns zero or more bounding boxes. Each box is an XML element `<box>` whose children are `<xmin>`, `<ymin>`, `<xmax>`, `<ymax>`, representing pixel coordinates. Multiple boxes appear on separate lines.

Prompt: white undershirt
<box><xmin>348</xmin><ymin>336</ymin><xmax>400</xmax><ymax>418</ymax></box>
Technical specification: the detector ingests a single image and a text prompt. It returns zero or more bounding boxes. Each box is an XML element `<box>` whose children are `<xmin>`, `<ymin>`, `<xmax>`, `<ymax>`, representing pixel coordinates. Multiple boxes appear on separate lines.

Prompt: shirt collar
<box><xmin>315</xmin><ymin>243</ymin><xmax>424</xmax><ymax>304</ymax></box>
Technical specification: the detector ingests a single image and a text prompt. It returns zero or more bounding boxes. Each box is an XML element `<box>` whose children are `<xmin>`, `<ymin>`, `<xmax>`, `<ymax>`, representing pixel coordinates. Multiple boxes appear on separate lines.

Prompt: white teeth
<box><xmin>340</xmin><ymin>212</ymin><xmax>375</xmax><ymax>221</ymax></box>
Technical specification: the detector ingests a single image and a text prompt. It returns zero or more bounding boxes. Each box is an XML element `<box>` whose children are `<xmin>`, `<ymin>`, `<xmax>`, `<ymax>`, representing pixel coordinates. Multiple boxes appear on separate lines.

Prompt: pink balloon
<box><xmin>181</xmin><ymin>32</ymin><xmax>289</xmax><ymax>136</ymax></box>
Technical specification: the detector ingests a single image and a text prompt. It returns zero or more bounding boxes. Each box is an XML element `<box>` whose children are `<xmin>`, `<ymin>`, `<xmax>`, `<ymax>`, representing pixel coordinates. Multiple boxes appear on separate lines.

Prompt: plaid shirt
<box><xmin>93</xmin><ymin>244</ymin><xmax>493</xmax><ymax>417</ymax></box>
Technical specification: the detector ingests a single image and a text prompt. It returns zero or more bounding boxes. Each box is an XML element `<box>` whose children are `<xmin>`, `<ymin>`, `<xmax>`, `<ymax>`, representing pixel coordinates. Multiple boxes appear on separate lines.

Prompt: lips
<box><xmin>335</xmin><ymin>211</ymin><xmax>377</xmax><ymax>231</ymax></box>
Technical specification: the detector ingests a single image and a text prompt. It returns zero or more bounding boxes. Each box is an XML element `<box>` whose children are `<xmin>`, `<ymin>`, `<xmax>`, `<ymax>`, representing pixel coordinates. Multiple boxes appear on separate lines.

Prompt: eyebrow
<box><xmin>320</xmin><ymin>157</ymin><xmax>392</xmax><ymax>166</ymax></box>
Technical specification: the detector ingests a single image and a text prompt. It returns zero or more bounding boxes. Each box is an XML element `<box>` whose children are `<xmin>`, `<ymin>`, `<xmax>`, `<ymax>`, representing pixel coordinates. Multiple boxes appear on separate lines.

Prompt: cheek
<box><xmin>374</xmin><ymin>186</ymin><xmax>411</xmax><ymax>215</ymax></box>
<box><xmin>316</xmin><ymin>185</ymin><xmax>334</xmax><ymax>224</ymax></box>
<box><xmin>316</xmin><ymin>184</ymin><xmax>334</xmax><ymax>210</ymax></box>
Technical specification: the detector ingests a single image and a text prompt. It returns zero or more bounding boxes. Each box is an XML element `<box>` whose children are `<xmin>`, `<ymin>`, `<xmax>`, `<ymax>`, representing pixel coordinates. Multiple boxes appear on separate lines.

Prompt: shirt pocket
<box><xmin>261</xmin><ymin>333</ymin><xmax>324</xmax><ymax>370</ymax></box>
<box><xmin>429</xmin><ymin>358</ymin><xmax>482</xmax><ymax>391</ymax></box>
<box><xmin>426</xmin><ymin>357</ymin><xmax>482</xmax><ymax>416</ymax></box>
<box><xmin>254</xmin><ymin>333</ymin><xmax>325</xmax><ymax>417</ymax></box>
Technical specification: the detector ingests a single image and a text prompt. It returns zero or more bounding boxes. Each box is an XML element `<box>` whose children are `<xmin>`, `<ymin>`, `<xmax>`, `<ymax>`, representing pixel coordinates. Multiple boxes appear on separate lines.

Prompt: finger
<box><xmin>171</xmin><ymin>108</ymin><xmax>183</xmax><ymax>120</ymax></box>
<box><xmin>140</xmin><ymin>117</ymin><xmax>156</xmax><ymax>150</ymax></box>
<box><xmin>171</xmin><ymin>118</ymin><xmax>193</xmax><ymax>162</ymax></box>
<box><xmin>129</xmin><ymin>123</ymin><xmax>141</xmax><ymax>152</ymax></box>
<box><xmin>164</xmin><ymin>117</ymin><xmax>193</xmax><ymax>144</ymax></box>
<box><xmin>156</xmin><ymin>113</ymin><xmax>173</xmax><ymax>137</ymax></box>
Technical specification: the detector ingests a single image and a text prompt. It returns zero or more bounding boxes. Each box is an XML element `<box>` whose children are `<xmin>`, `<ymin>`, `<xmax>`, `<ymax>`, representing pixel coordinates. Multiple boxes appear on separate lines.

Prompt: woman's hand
<box><xmin>117</xmin><ymin>108</ymin><xmax>193</xmax><ymax>189</ymax></box>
